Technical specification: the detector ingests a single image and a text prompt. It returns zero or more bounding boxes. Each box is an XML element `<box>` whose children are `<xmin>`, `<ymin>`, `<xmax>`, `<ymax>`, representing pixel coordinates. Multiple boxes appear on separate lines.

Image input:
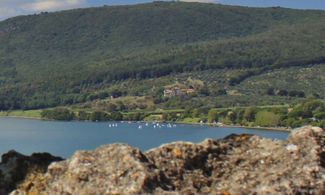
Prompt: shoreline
<box><xmin>0</xmin><ymin>115</ymin><xmax>42</xmax><ymax>120</ymax></box>
<box><xmin>1</xmin><ymin>115</ymin><xmax>290</xmax><ymax>132</ymax></box>
<box><xmin>174</xmin><ymin>121</ymin><xmax>291</xmax><ymax>132</ymax></box>
<box><xmin>221</xmin><ymin>125</ymin><xmax>291</xmax><ymax>132</ymax></box>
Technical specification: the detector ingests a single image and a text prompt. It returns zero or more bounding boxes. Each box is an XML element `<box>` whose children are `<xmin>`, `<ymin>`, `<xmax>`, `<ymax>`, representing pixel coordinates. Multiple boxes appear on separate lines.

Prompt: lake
<box><xmin>0</xmin><ymin>117</ymin><xmax>289</xmax><ymax>158</ymax></box>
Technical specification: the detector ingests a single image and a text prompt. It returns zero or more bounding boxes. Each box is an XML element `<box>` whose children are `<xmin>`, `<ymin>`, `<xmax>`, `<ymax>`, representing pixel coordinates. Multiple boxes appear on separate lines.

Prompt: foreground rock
<box><xmin>0</xmin><ymin>151</ymin><xmax>63</xmax><ymax>195</ymax></box>
<box><xmin>10</xmin><ymin>126</ymin><xmax>325</xmax><ymax>194</ymax></box>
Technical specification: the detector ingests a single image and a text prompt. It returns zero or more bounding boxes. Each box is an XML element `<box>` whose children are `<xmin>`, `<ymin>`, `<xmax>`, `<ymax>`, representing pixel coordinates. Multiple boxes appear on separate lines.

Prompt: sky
<box><xmin>0</xmin><ymin>0</ymin><xmax>325</xmax><ymax>21</ymax></box>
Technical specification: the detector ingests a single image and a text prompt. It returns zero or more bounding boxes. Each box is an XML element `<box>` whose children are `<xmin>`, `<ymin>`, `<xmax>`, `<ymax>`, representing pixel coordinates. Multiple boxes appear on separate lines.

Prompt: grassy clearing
<box><xmin>215</xmin><ymin>104</ymin><xmax>289</xmax><ymax>111</ymax></box>
<box><xmin>0</xmin><ymin>110</ymin><xmax>43</xmax><ymax>119</ymax></box>
<box><xmin>178</xmin><ymin>117</ymin><xmax>201</xmax><ymax>124</ymax></box>
<box><xmin>144</xmin><ymin>114</ymin><xmax>162</xmax><ymax>121</ymax></box>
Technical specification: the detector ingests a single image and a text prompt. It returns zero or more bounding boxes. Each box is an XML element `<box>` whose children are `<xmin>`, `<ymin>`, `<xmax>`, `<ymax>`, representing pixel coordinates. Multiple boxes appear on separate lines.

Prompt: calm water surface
<box><xmin>0</xmin><ymin>117</ymin><xmax>288</xmax><ymax>158</ymax></box>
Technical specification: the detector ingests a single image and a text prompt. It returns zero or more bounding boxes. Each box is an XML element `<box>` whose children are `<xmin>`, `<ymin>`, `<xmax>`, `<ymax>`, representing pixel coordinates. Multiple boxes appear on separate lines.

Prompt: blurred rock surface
<box><xmin>7</xmin><ymin>126</ymin><xmax>325</xmax><ymax>194</ymax></box>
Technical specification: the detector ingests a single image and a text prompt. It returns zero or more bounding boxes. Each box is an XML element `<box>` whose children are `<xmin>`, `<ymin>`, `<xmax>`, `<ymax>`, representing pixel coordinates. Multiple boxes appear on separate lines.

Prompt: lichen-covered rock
<box><xmin>12</xmin><ymin>144</ymin><xmax>171</xmax><ymax>195</ymax></box>
<box><xmin>0</xmin><ymin>151</ymin><xmax>63</xmax><ymax>195</ymax></box>
<box><xmin>11</xmin><ymin>126</ymin><xmax>325</xmax><ymax>194</ymax></box>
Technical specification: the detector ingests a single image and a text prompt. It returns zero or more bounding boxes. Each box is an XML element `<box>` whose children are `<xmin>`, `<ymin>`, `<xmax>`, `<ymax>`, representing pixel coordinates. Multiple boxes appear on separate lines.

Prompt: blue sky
<box><xmin>1</xmin><ymin>0</ymin><xmax>324</xmax><ymax>21</ymax></box>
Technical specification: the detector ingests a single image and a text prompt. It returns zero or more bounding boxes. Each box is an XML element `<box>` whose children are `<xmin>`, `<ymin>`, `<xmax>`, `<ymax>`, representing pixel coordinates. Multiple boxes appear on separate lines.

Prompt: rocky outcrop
<box><xmin>11</xmin><ymin>144</ymin><xmax>172</xmax><ymax>195</ymax></box>
<box><xmin>0</xmin><ymin>151</ymin><xmax>63</xmax><ymax>195</ymax></box>
<box><xmin>10</xmin><ymin>126</ymin><xmax>325</xmax><ymax>194</ymax></box>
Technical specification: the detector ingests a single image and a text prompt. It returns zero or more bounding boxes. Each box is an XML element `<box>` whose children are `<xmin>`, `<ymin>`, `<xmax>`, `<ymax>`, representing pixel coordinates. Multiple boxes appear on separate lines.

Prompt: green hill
<box><xmin>0</xmin><ymin>1</ymin><xmax>324</xmax><ymax>110</ymax></box>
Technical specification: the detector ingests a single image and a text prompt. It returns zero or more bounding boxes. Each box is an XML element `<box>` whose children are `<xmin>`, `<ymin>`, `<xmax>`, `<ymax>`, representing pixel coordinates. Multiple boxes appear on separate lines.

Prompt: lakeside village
<box><xmin>2</xmin><ymin>79</ymin><xmax>323</xmax><ymax>129</ymax></box>
<box><xmin>163</xmin><ymin>83</ymin><xmax>196</xmax><ymax>97</ymax></box>
<box><xmin>36</xmin><ymin>79</ymin><xmax>325</xmax><ymax>129</ymax></box>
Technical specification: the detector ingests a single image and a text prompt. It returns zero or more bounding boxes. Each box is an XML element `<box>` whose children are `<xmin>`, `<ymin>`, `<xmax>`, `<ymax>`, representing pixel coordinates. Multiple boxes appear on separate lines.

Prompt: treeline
<box><xmin>161</xmin><ymin>100</ymin><xmax>325</xmax><ymax>128</ymax></box>
<box><xmin>265</xmin><ymin>88</ymin><xmax>305</xmax><ymax>98</ymax></box>
<box><xmin>41</xmin><ymin>100</ymin><xmax>325</xmax><ymax>128</ymax></box>
<box><xmin>41</xmin><ymin>109</ymin><xmax>123</xmax><ymax>121</ymax></box>
<box><xmin>207</xmin><ymin>100</ymin><xmax>325</xmax><ymax>128</ymax></box>
<box><xmin>0</xmin><ymin>87</ymin><xmax>126</xmax><ymax>111</ymax></box>
<box><xmin>41</xmin><ymin>108</ymin><xmax>147</xmax><ymax>121</ymax></box>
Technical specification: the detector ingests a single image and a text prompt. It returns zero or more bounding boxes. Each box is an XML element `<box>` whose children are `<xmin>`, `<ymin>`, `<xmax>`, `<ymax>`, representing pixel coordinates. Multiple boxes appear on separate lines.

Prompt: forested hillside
<box><xmin>0</xmin><ymin>1</ymin><xmax>324</xmax><ymax>110</ymax></box>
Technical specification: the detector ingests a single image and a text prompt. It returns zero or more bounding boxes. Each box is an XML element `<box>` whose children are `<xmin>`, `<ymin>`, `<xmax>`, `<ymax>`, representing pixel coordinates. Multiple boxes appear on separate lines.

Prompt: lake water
<box><xmin>0</xmin><ymin>117</ymin><xmax>289</xmax><ymax>158</ymax></box>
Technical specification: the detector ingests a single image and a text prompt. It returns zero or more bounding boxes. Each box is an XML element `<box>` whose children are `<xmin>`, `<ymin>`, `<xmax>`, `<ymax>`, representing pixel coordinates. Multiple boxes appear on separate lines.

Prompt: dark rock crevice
<box><xmin>0</xmin><ymin>151</ymin><xmax>63</xmax><ymax>195</ymax></box>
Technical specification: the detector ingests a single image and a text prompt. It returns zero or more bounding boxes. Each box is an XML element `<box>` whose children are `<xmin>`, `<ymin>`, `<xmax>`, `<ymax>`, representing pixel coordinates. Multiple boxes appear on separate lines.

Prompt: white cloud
<box><xmin>0</xmin><ymin>0</ymin><xmax>219</xmax><ymax>21</ymax></box>
<box><xmin>0</xmin><ymin>6</ymin><xmax>22</xmax><ymax>20</ymax></box>
<box><xmin>0</xmin><ymin>0</ymin><xmax>87</xmax><ymax>21</ymax></box>
<box><xmin>0</xmin><ymin>0</ymin><xmax>25</xmax><ymax>20</ymax></box>
<box><xmin>180</xmin><ymin>0</ymin><xmax>217</xmax><ymax>2</ymax></box>
<box><xmin>22</xmin><ymin>0</ymin><xmax>87</xmax><ymax>12</ymax></box>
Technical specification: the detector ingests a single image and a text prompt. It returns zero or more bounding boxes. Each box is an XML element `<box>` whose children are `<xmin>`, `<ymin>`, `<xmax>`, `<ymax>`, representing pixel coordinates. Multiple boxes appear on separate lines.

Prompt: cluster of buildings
<box><xmin>163</xmin><ymin>85</ymin><xmax>195</xmax><ymax>97</ymax></box>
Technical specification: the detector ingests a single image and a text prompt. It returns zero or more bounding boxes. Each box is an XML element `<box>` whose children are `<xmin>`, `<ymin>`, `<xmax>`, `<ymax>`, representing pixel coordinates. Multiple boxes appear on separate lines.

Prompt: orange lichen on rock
<box><xmin>173</xmin><ymin>148</ymin><xmax>182</xmax><ymax>158</ymax></box>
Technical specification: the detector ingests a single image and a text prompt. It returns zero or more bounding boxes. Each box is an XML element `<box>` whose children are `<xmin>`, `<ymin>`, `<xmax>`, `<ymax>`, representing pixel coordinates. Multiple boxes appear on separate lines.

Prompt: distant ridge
<box><xmin>0</xmin><ymin>1</ymin><xmax>324</xmax><ymax>109</ymax></box>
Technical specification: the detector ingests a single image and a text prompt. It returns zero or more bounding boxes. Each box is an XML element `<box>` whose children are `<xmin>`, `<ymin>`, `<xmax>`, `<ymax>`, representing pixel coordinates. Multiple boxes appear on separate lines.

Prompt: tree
<box><xmin>285</xmin><ymin>117</ymin><xmax>303</xmax><ymax>128</ymax></box>
<box><xmin>106</xmin><ymin>103</ymin><xmax>117</xmax><ymax>112</ymax></box>
<box><xmin>235</xmin><ymin>109</ymin><xmax>244</xmax><ymax>124</ymax></box>
<box><xmin>125</xmin><ymin>112</ymin><xmax>145</xmax><ymax>121</ymax></box>
<box><xmin>312</xmin><ymin>93</ymin><xmax>320</xmax><ymax>98</ymax></box>
<box><xmin>314</xmin><ymin>112</ymin><xmax>325</xmax><ymax>120</ymax></box>
<box><xmin>255</xmin><ymin>111</ymin><xmax>280</xmax><ymax>127</ymax></box>
<box><xmin>243</xmin><ymin>107</ymin><xmax>256</xmax><ymax>122</ymax></box>
<box><xmin>191</xmin><ymin>108</ymin><xmax>200</xmax><ymax>117</ymax></box>
<box><xmin>216</xmin><ymin>89</ymin><xmax>227</xmax><ymax>96</ymax></box>
<box><xmin>288</xmin><ymin>108</ymin><xmax>312</xmax><ymax>119</ymax></box>
<box><xmin>277</xmin><ymin>89</ymin><xmax>288</xmax><ymax>96</ymax></box>
<box><xmin>265</xmin><ymin>87</ymin><xmax>275</xmax><ymax>96</ymax></box>
<box><xmin>227</xmin><ymin>111</ymin><xmax>237</xmax><ymax>124</ymax></box>
<box><xmin>303</xmin><ymin>100</ymin><xmax>324</xmax><ymax>113</ymax></box>
<box><xmin>90</xmin><ymin>111</ymin><xmax>109</xmax><ymax>121</ymax></box>
<box><xmin>110</xmin><ymin>112</ymin><xmax>123</xmax><ymax>121</ymax></box>
<box><xmin>198</xmin><ymin>85</ymin><xmax>210</xmax><ymax>96</ymax></box>
<box><xmin>78</xmin><ymin>111</ymin><xmax>89</xmax><ymax>121</ymax></box>
<box><xmin>288</xmin><ymin>90</ymin><xmax>305</xmax><ymax>98</ymax></box>
<box><xmin>98</xmin><ymin>91</ymin><xmax>109</xmax><ymax>99</ymax></box>
<box><xmin>41</xmin><ymin>108</ymin><xmax>75</xmax><ymax>121</ymax></box>
<box><xmin>162</xmin><ymin>112</ymin><xmax>169</xmax><ymax>121</ymax></box>
<box><xmin>208</xmin><ymin>109</ymin><xmax>218</xmax><ymax>123</ymax></box>
<box><xmin>110</xmin><ymin>88</ymin><xmax>123</xmax><ymax>98</ymax></box>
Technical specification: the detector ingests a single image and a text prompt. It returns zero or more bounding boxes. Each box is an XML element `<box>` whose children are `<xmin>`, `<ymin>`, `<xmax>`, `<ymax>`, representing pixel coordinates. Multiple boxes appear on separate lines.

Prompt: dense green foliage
<box><xmin>40</xmin><ymin>100</ymin><xmax>325</xmax><ymax>129</ymax></box>
<box><xmin>208</xmin><ymin>109</ymin><xmax>218</xmax><ymax>123</ymax></box>
<box><xmin>41</xmin><ymin>108</ymin><xmax>124</xmax><ymax>121</ymax></box>
<box><xmin>41</xmin><ymin>108</ymin><xmax>75</xmax><ymax>121</ymax></box>
<box><xmin>0</xmin><ymin>2</ymin><xmax>324</xmax><ymax>110</ymax></box>
<box><xmin>179</xmin><ymin>100</ymin><xmax>325</xmax><ymax>128</ymax></box>
<box><xmin>72</xmin><ymin>64</ymin><xmax>324</xmax><ymax>112</ymax></box>
<box><xmin>209</xmin><ymin>100</ymin><xmax>325</xmax><ymax>128</ymax></box>
<box><xmin>255</xmin><ymin>111</ymin><xmax>280</xmax><ymax>127</ymax></box>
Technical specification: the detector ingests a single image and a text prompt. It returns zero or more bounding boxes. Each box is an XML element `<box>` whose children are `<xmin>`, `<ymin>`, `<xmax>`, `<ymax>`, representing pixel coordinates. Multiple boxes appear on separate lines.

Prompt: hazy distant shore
<box><xmin>0</xmin><ymin>114</ymin><xmax>290</xmax><ymax>132</ymax></box>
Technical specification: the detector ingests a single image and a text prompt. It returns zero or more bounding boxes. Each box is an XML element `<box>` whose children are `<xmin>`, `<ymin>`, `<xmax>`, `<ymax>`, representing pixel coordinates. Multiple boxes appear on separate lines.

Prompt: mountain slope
<box><xmin>0</xmin><ymin>1</ymin><xmax>324</xmax><ymax>110</ymax></box>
